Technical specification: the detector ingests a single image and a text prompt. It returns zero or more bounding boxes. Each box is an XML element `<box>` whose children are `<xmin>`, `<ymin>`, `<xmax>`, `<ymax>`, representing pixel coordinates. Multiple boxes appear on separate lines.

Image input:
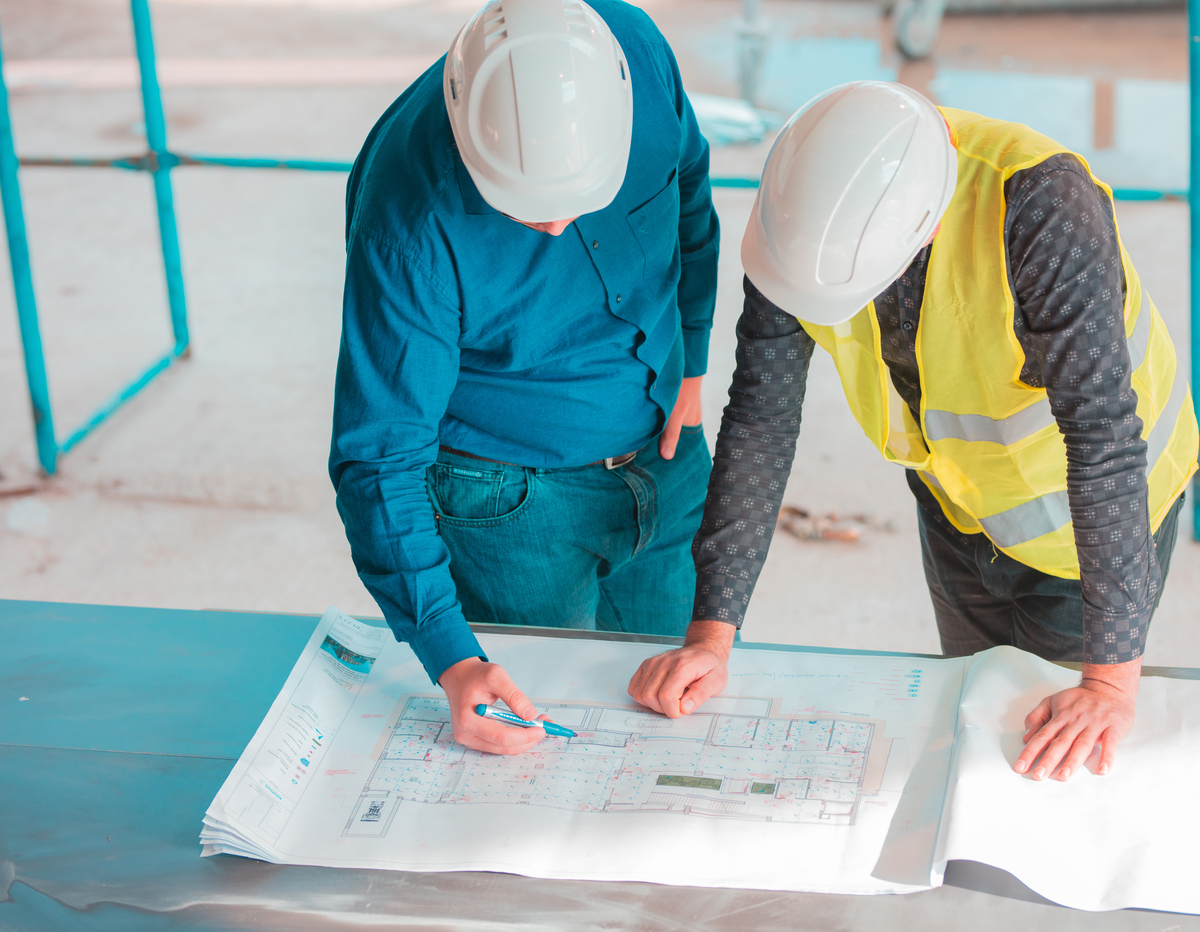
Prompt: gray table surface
<box><xmin>2</xmin><ymin>599</ymin><xmax>1196</xmax><ymax>931</ymax></box>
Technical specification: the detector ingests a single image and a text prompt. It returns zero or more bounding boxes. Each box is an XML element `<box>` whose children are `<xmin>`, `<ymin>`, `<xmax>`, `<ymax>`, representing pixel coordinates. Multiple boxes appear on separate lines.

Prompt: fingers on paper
<box><xmin>1013</xmin><ymin>688</ymin><xmax>1132</xmax><ymax>781</ymax></box>
<box><xmin>1097</xmin><ymin>731</ymin><xmax>1118</xmax><ymax>776</ymax></box>
<box><xmin>627</xmin><ymin>655</ymin><xmax>672</xmax><ymax>714</ymax></box>
<box><xmin>1016</xmin><ymin>723</ymin><xmax>1065</xmax><ymax>780</ymax></box>
<box><xmin>628</xmin><ymin>652</ymin><xmax>689</xmax><ymax>716</ymax></box>
<box><xmin>627</xmin><ymin>650</ymin><xmax>725</xmax><ymax>719</ymax></box>
<box><xmin>450</xmin><ymin>664</ymin><xmax>544</xmax><ymax>756</ymax></box>
<box><xmin>457</xmin><ymin>707</ymin><xmax>544</xmax><ymax>756</ymax></box>
<box><xmin>463</xmin><ymin>721</ymin><xmax>545</xmax><ymax>756</ymax></box>
<box><xmin>1022</xmin><ymin>698</ymin><xmax>1052</xmax><ymax>743</ymax></box>
<box><xmin>680</xmin><ymin>668</ymin><xmax>726</xmax><ymax>715</ymax></box>
<box><xmin>1053</xmin><ymin>728</ymin><xmax>1104</xmax><ymax>781</ymax></box>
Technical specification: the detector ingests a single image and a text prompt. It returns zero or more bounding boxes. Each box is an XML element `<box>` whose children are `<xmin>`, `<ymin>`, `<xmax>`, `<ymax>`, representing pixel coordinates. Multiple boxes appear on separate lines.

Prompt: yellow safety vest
<box><xmin>801</xmin><ymin>108</ymin><xmax>1198</xmax><ymax>579</ymax></box>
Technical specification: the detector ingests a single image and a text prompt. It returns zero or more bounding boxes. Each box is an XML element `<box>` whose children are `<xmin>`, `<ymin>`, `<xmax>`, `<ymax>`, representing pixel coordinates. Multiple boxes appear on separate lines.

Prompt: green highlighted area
<box><xmin>750</xmin><ymin>782</ymin><xmax>776</xmax><ymax>795</ymax></box>
<box><xmin>656</xmin><ymin>775</ymin><xmax>722</xmax><ymax>791</ymax></box>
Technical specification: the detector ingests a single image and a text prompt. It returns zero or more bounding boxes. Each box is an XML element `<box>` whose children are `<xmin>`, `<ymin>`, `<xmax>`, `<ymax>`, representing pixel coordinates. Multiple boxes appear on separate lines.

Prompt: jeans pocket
<box><xmin>430</xmin><ymin>463</ymin><xmax>531</xmax><ymax>524</ymax></box>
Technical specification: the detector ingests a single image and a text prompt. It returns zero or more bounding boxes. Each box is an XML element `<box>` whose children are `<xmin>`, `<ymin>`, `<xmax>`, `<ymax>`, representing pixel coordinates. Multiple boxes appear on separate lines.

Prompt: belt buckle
<box><xmin>604</xmin><ymin>451</ymin><xmax>636</xmax><ymax>470</ymax></box>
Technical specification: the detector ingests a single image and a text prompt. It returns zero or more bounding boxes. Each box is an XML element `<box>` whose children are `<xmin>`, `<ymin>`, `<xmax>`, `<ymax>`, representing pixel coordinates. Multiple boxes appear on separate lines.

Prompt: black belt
<box><xmin>439</xmin><ymin>445</ymin><xmax>638</xmax><ymax>470</ymax></box>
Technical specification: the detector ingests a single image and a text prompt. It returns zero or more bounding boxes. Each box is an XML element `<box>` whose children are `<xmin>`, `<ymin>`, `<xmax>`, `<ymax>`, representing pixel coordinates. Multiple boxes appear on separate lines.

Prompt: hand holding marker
<box><xmin>474</xmin><ymin>704</ymin><xmax>576</xmax><ymax>737</ymax></box>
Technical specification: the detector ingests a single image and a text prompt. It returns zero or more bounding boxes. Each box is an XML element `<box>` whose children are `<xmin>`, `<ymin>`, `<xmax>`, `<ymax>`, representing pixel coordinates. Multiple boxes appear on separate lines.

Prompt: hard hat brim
<box><xmin>742</xmin><ymin>205</ymin><xmax>882</xmax><ymax>328</ymax></box>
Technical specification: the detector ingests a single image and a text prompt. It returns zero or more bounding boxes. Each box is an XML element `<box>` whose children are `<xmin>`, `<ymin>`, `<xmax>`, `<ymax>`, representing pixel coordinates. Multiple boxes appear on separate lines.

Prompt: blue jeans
<box><xmin>425</xmin><ymin>425</ymin><xmax>711</xmax><ymax>636</ymax></box>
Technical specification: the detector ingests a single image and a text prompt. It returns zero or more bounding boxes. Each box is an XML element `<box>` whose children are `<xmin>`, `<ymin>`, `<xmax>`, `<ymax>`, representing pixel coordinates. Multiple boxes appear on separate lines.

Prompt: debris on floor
<box><xmin>776</xmin><ymin>506</ymin><xmax>896</xmax><ymax>543</ymax></box>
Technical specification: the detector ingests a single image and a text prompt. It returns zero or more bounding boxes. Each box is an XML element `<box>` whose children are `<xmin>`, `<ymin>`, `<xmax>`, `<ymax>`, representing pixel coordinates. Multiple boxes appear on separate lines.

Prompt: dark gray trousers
<box><xmin>910</xmin><ymin>472</ymin><xmax>1184</xmax><ymax>661</ymax></box>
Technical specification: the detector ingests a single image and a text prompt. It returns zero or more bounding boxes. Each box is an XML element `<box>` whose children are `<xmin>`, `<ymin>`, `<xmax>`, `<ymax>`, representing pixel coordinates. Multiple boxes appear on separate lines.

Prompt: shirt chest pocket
<box><xmin>626</xmin><ymin>173</ymin><xmax>680</xmax><ymax>278</ymax></box>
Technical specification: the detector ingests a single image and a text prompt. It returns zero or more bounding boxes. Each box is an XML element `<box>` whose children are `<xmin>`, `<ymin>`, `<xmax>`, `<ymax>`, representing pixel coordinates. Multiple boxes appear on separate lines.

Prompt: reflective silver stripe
<box><xmin>924</xmin><ymin>309</ymin><xmax>1151</xmax><ymax>446</ymax></box>
<box><xmin>924</xmin><ymin>399</ymin><xmax>1055</xmax><ymax>446</ymax></box>
<box><xmin>924</xmin><ymin>470</ymin><xmax>1071</xmax><ymax>546</ymax></box>
<box><xmin>1126</xmin><ymin>305</ymin><xmax>1152</xmax><ymax>373</ymax></box>
<box><xmin>1145</xmin><ymin>370</ymin><xmax>1189</xmax><ymax>470</ymax></box>
<box><xmin>978</xmin><ymin>490</ymin><xmax>1072</xmax><ymax>549</ymax></box>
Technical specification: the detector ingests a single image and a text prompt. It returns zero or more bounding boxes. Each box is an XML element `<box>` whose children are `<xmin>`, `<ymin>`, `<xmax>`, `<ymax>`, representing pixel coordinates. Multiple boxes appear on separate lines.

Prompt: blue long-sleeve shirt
<box><xmin>329</xmin><ymin>0</ymin><xmax>719</xmax><ymax>685</ymax></box>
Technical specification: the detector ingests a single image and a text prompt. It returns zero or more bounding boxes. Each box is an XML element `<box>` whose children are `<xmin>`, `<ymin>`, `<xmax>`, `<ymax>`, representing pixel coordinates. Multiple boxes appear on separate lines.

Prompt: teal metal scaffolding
<box><xmin>0</xmin><ymin>0</ymin><xmax>357</xmax><ymax>477</ymax></box>
<box><xmin>1190</xmin><ymin>0</ymin><xmax>1199</xmax><ymax>541</ymax></box>
<box><xmin>0</xmin><ymin>0</ymin><xmax>189</xmax><ymax>475</ymax></box>
<box><xmin>2</xmin><ymin>0</ymin><xmax>1199</xmax><ymax>541</ymax></box>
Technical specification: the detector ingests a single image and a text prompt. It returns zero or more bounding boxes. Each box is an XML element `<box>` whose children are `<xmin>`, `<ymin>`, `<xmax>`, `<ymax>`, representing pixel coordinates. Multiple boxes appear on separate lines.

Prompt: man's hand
<box><xmin>659</xmin><ymin>376</ymin><xmax>703</xmax><ymax>459</ymax></box>
<box><xmin>439</xmin><ymin>657</ymin><xmax>546</xmax><ymax>755</ymax></box>
<box><xmin>1014</xmin><ymin>659</ymin><xmax>1140</xmax><ymax>781</ymax></box>
<box><xmin>628</xmin><ymin>619</ymin><xmax>735</xmax><ymax>717</ymax></box>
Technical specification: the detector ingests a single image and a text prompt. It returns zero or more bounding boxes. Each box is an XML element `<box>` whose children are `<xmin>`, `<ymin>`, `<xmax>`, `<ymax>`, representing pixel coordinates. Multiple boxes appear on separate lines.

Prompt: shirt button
<box><xmin>616</xmin><ymin>294</ymin><xmax>622</xmax><ymax>303</ymax></box>
<box><xmin>592</xmin><ymin>240</ymin><xmax>599</xmax><ymax>250</ymax></box>
<box><xmin>902</xmin><ymin>321</ymin><xmax>915</xmax><ymax>332</ymax></box>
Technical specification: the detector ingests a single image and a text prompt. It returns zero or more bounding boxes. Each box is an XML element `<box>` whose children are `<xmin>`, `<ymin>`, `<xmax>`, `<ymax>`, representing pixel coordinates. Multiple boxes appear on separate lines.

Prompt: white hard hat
<box><xmin>742</xmin><ymin>81</ymin><xmax>957</xmax><ymax>326</ymax></box>
<box><xmin>443</xmin><ymin>0</ymin><xmax>633</xmax><ymax>223</ymax></box>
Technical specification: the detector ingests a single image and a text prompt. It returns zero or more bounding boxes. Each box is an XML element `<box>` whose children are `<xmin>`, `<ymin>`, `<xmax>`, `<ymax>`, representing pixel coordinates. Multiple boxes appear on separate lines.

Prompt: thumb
<box><xmin>659</xmin><ymin>417</ymin><xmax>681</xmax><ymax>460</ymax></box>
<box><xmin>680</xmin><ymin>668</ymin><xmax>726</xmax><ymax>715</ymax></box>
<box><xmin>498</xmin><ymin>677</ymin><xmax>538</xmax><ymax>722</ymax></box>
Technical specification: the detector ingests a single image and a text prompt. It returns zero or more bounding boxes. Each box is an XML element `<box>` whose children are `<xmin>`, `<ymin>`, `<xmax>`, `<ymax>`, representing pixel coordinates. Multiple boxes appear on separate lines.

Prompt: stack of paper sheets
<box><xmin>202</xmin><ymin>607</ymin><xmax>1200</xmax><ymax>913</ymax></box>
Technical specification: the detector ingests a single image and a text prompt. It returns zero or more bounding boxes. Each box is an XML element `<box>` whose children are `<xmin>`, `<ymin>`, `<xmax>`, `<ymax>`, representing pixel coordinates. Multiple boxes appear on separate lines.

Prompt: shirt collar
<box><xmin>453</xmin><ymin>146</ymin><xmax>495</xmax><ymax>216</ymax></box>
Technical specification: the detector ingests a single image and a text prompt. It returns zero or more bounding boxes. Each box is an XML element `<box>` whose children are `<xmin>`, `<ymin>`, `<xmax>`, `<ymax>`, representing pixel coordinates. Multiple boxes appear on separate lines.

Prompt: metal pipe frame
<box><xmin>0</xmin><ymin>0</ymin><xmax>188</xmax><ymax>475</ymax></box>
<box><xmin>1191</xmin><ymin>0</ymin><xmax>1199</xmax><ymax>540</ymax></box>
<box><xmin>0</xmin><ymin>36</ymin><xmax>54</xmax><ymax>473</ymax></box>
<box><xmin>708</xmin><ymin>178</ymin><xmax>1187</xmax><ymax>200</ymax></box>
<box><xmin>3</xmin><ymin>0</ymin><xmax>1197</xmax><ymax>504</ymax></box>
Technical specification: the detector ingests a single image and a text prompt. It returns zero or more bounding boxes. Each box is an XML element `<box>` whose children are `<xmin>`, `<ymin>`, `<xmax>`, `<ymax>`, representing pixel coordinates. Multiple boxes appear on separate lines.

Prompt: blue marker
<box><xmin>474</xmin><ymin>704</ymin><xmax>576</xmax><ymax>737</ymax></box>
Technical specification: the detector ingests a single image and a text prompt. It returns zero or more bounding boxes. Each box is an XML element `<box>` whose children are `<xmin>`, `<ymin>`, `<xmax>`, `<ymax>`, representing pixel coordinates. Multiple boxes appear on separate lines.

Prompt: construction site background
<box><xmin>0</xmin><ymin>0</ymin><xmax>1195</xmax><ymax>664</ymax></box>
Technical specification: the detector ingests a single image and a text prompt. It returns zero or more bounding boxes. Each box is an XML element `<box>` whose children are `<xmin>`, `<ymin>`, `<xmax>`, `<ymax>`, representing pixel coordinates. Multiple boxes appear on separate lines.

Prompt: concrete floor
<box><xmin>0</xmin><ymin>0</ymin><xmax>1196</xmax><ymax>664</ymax></box>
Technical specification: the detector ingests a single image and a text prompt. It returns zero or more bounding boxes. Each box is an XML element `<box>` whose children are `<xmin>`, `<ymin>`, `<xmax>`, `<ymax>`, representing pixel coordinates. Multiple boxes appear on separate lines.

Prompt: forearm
<box><xmin>1066</xmin><ymin>438</ymin><xmax>1157</xmax><ymax>662</ymax></box>
<box><xmin>1007</xmin><ymin>157</ymin><xmax>1158</xmax><ymax>663</ymax></box>
<box><xmin>332</xmin><ymin>236</ymin><xmax>479</xmax><ymax>683</ymax></box>
<box><xmin>691</xmin><ymin>278</ymin><xmax>813</xmax><ymax>626</ymax></box>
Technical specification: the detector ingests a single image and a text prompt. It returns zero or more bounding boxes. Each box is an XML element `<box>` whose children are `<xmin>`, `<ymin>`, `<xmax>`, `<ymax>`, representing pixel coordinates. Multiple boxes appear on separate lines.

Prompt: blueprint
<box><xmin>202</xmin><ymin>608</ymin><xmax>967</xmax><ymax>893</ymax></box>
<box><xmin>201</xmin><ymin>609</ymin><xmax>1200</xmax><ymax>909</ymax></box>
<box><xmin>201</xmin><ymin>608</ymin><xmax>1200</xmax><ymax>911</ymax></box>
<box><xmin>350</xmin><ymin>695</ymin><xmax>890</xmax><ymax>830</ymax></box>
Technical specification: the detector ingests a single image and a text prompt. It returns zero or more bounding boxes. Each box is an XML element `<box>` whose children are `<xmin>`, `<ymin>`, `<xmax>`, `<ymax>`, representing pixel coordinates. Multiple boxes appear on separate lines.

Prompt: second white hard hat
<box><xmin>444</xmin><ymin>0</ymin><xmax>634</xmax><ymax>223</ymax></box>
<box><xmin>743</xmin><ymin>81</ymin><xmax>958</xmax><ymax>326</ymax></box>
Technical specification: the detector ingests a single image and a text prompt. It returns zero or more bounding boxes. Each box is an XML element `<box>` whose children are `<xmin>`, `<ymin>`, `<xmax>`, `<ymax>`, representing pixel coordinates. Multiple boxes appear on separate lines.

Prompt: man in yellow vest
<box><xmin>629</xmin><ymin>81</ymin><xmax>1197</xmax><ymax>782</ymax></box>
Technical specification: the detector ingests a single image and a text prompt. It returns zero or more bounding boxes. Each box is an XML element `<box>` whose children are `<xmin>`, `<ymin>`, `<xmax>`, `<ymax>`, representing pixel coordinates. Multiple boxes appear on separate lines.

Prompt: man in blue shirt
<box><xmin>330</xmin><ymin>0</ymin><xmax>719</xmax><ymax>754</ymax></box>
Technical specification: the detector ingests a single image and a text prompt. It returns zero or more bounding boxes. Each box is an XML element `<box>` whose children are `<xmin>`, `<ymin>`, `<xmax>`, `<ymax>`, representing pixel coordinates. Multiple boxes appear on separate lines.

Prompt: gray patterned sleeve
<box><xmin>1005</xmin><ymin>154</ymin><xmax>1158</xmax><ymax>663</ymax></box>
<box><xmin>691</xmin><ymin>276</ymin><xmax>814</xmax><ymax>626</ymax></box>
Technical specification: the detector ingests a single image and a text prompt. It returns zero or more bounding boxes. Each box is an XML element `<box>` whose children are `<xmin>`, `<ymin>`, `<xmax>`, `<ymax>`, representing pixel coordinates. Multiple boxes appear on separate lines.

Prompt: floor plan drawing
<box><xmin>204</xmin><ymin>610</ymin><xmax>976</xmax><ymax>893</ymax></box>
<box><xmin>345</xmin><ymin>694</ymin><xmax>892</xmax><ymax>834</ymax></box>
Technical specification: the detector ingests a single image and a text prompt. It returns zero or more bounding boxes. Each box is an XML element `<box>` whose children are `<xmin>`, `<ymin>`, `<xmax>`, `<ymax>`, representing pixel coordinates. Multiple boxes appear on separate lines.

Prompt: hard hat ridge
<box><xmin>743</xmin><ymin>81</ymin><xmax>958</xmax><ymax>326</ymax></box>
<box><xmin>445</xmin><ymin>0</ymin><xmax>634</xmax><ymax>223</ymax></box>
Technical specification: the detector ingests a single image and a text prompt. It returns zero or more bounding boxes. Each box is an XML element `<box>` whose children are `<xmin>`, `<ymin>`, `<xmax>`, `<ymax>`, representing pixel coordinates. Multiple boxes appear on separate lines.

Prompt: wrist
<box><xmin>684</xmin><ymin>619</ymin><xmax>736</xmax><ymax>660</ymax></box>
<box><xmin>438</xmin><ymin>655</ymin><xmax>484</xmax><ymax>691</ymax></box>
<box><xmin>1081</xmin><ymin>658</ymin><xmax>1142</xmax><ymax>697</ymax></box>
